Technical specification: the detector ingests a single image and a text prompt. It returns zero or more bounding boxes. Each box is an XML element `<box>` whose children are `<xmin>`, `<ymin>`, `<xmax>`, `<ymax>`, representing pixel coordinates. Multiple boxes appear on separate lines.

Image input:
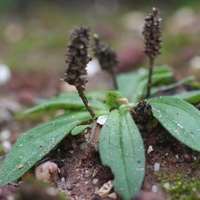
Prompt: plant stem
<box><xmin>76</xmin><ymin>86</ymin><xmax>95</xmax><ymax>118</ymax></box>
<box><xmin>146</xmin><ymin>57</ymin><xmax>154</xmax><ymax>98</ymax></box>
<box><xmin>110</xmin><ymin>68</ymin><xmax>118</xmax><ymax>90</ymax></box>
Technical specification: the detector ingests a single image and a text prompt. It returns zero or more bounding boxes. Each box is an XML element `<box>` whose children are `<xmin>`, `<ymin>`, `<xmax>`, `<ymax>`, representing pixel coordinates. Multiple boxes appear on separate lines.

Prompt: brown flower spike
<box><xmin>92</xmin><ymin>34</ymin><xmax>118</xmax><ymax>90</ymax></box>
<box><xmin>64</xmin><ymin>27</ymin><xmax>95</xmax><ymax>117</ymax></box>
<box><xmin>142</xmin><ymin>7</ymin><xmax>162</xmax><ymax>98</ymax></box>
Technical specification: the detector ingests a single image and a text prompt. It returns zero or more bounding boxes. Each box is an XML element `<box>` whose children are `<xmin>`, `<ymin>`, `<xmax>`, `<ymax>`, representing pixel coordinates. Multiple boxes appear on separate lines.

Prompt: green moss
<box><xmin>160</xmin><ymin>173</ymin><xmax>200</xmax><ymax>200</ymax></box>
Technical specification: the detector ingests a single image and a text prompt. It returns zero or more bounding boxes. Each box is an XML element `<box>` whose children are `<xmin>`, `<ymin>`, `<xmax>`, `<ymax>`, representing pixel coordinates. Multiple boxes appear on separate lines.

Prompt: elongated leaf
<box><xmin>99</xmin><ymin>105</ymin><xmax>145</xmax><ymax>200</ymax></box>
<box><xmin>71</xmin><ymin>124</ymin><xmax>93</xmax><ymax>135</ymax></box>
<box><xmin>0</xmin><ymin>111</ymin><xmax>92</xmax><ymax>186</ymax></box>
<box><xmin>151</xmin><ymin>76</ymin><xmax>195</xmax><ymax>95</ymax></box>
<box><xmin>25</xmin><ymin>92</ymin><xmax>106</xmax><ymax>114</ymax></box>
<box><xmin>117</xmin><ymin>66</ymin><xmax>173</xmax><ymax>102</ymax></box>
<box><xmin>174</xmin><ymin>90</ymin><xmax>200</xmax><ymax>104</ymax></box>
<box><xmin>147</xmin><ymin>97</ymin><xmax>200</xmax><ymax>151</ymax></box>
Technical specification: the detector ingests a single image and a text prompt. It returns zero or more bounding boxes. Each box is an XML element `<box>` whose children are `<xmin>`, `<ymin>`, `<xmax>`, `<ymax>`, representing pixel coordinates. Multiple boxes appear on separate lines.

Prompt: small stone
<box><xmin>147</xmin><ymin>145</ymin><xmax>153</xmax><ymax>154</ymax></box>
<box><xmin>2</xmin><ymin>140</ymin><xmax>12</xmax><ymax>153</ymax></box>
<box><xmin>154</xmin><ymin>162</ymin><xmax>160</xmax><ymax>172</ymax></box>
<box><xmin>61</xmin><ymin>177</ymin><xmax>65</xmax><ymax>183</ymax></box>
<box><xmin>152</xmin><ymin>185</ymin><xmax>158</xmax><ymax>193</ymax></box>
<box><xmin>163</xmin><ymin>182</ymin><xmax>170</xmax><ymax>189</ymax></box>
<box><xmin>92</xmin><ymin>178</ymin><xmax>99</xmax><ymax>185</ymax></box>
<box><xmin>35</xmin><ymin>161</ymin><xmax>60</xmax><ymax>184</ymax></box>
<box><xmin>92</xmin><ymin>169</ymin><xmax>98</xmax><ymax>177</ymax></box>
<box><xmin>0</xmin><ymin>130</ymin><xmax>11</xmax><ymax>141</ymax></box>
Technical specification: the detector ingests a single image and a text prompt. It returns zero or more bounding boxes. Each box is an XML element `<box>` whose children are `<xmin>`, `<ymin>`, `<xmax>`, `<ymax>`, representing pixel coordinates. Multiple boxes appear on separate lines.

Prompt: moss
<box><xmin>159</xmin><ymin>173</ymin><xmax>200</xmax><ymax>200</ymax></box>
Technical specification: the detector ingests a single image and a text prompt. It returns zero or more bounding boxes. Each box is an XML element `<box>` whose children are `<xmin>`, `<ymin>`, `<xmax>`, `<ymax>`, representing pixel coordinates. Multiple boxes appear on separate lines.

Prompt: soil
<box><xmin>1</xmin><ymin>71</ymin><xmax>200</xmax><ymax>200</ymax></box>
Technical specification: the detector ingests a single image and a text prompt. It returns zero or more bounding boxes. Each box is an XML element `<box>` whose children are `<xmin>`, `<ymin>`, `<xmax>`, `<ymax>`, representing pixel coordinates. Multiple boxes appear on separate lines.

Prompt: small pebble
<box><xmin>154</xmin><ymin>162</ymin><xmax>160</xmax><ymax>172</ymax></box>
<box><xmin>61</xmin><ymin>177</ymin><xmax>65</xmax><ymax>183</ymax></box>
<box><xmin>152</xmin><ymin>185</ymin><xmax>158</xmax><ymax>193</ymax></box>
<box><xmin>0</xmin><ymin>130</ymin><xmax>11</xmax><ymax>141</ymax></box>
<box><xmin>35</xmin><ymin>161</ymin><xmax>60</xmax><ymax>184</ymax></box>
<box><xmin>92</xmin><ymin>178</ymin><xmax>99</xmax><ymax>185</ymax></box>
<box><xmin>2</xmin><ymin>140</ymin><xmax>12</xmax><ymax>153</ymax></box>
<box><xmin>163</xmin><ymin>182</ymin><xmax>170</xmax><ymax>189</ymax></box>
<box><xmin>147</xmin><ymin>145</ymin><xmax>153</xmax><ymax>154</ymax></box>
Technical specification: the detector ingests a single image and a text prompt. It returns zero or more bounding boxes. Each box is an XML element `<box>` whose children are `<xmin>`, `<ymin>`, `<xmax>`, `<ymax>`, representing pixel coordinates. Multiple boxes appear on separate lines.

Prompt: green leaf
<box><xmin>25</xmin><ymin>92</ymin><xmax>106</xmax><ymax>114</ymax></box>
<box><xmin>117</xmin><ymin>66</ymin><xmax>173</xmax><ymax>102</ymax></box>
<box><xmin>0</xmin><ymin>111</ymin><xmax>92</xmax><ymax>186</ymax></box>
<box><xmin>151</xmin><ymin>76</ymin><xmax>195</xmax><ymax>96</ymax></box>
<box><xmin>147</xmin><ymin>97</ymin><xmax>200</xmax><ymax>151</ymax></box>
<box><xmin>174</xmin><ymin>90</ymin><xmax>200</xmax><ymax>104</ymax></box>
<box><xmin>99</xmin><ymin>105</ymin><xmax>145</xmax><ymax>200</ymax></box>
<box><xmin>71</xmin><ymin>124</ymin><xmax>93</xmax><ymax>136</ymax></box>
<box><xmin>106</xmin><ymin>91</ymin><xmax>123</xmax><ymax>107</ymax></box>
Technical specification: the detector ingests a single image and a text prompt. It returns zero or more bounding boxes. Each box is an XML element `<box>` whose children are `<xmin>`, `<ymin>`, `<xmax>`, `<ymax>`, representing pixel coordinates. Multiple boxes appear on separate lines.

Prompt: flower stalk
<box><xmin>92</xmin><ymin>34</ymin><xmax>118</xmax><ymax>90</ymax></box>
<box><xmin>64</xmin><ymin>27</ymin><xmax>95</xmax><ymax>118</ymax></box>
<box><xmin>143</xmin><ymin>7</ymin><xmax>162</xmax><ymax>98</ymax></box>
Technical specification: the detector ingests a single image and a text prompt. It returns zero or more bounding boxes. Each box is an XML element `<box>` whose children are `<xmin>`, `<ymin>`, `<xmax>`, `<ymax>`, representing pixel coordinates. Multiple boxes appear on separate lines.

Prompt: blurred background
<box><xmin>1</xmin><ymin>0</ymin><xmax>200</xmax><ymax>98</ymax></box>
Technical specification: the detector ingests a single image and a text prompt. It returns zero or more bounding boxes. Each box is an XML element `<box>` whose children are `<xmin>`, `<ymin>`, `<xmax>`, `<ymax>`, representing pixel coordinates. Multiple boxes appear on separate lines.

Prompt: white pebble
<box><xmin>2</xmin><ymin>140</ymin><xmax>12</xmax><ymax>153</ymax></box>
<box><xmin>163</xmin><ymin>182</ymin><xmax>170</xmax><ymax>189</ymax></box>
<box><xmin>97</xmin><ymin>115</ymin><xmax>108</xmax><ymax>125</ymax></box>
<box><xmin>154</xmin><ymin>162</ymin><xmax>160</xmax><ymax>172</ymax></box>
<box><xmin>61</xmin><ymin>177</ymin><xmax>65</xmax><ymax>183</ymax></box>
<box><xmin>152</xmin><ymin>185</ymin><xmax>158</xmax><ymax>193</ymax></box>
<box><xmin>0</xmin><ymin>130</ymin><xmax>11</xmax><ymax>141</ymax></box>
<box><xmin>147</xmin><ymin>145</ymin><xmax>153</xmax><ymax>154</ymax></box>
<box><xmin>92</xmin><ymin>178</ymin><xmax>99</xmax><ymax>185</ymax></box>
<box><xmin>0</xmin><ymin>64</ymin><xmax>11</xmax><ymax>85</ymax></box>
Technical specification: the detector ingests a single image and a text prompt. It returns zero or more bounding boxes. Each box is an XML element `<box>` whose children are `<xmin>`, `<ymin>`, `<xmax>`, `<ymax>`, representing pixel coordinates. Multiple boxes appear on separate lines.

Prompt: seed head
<box><xmin>142</xmin><ymin>7</ymin><xmax>162</xmax><ymax>58</ymax></box>
<box><xmin>92</xmin><ymin>34</ymin><xmax>118</xmax><ymax>73</ymax></box>
<box><xmin>64</xmin><ymin>27</ymin><xmax>91</xmax><ymax>90</ymax></box>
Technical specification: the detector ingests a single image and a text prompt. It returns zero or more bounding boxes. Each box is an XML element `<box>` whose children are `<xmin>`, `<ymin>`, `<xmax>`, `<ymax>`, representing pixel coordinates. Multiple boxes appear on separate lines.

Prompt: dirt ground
<box><xmin>1</xmin><ymin>70</ymin><xmax>200</xmax><ymax>200</ymax></box>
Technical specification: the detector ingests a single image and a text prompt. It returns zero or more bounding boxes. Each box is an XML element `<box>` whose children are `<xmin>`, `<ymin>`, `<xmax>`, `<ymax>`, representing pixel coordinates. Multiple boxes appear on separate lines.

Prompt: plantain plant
<box><xmin>1</xmin><ymin>8</ymin><xmax>200</xmax><ymax>200</ymax></box>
